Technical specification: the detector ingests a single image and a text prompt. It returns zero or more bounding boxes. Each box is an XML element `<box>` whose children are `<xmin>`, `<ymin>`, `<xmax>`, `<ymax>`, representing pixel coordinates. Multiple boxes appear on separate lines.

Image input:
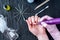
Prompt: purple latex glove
<box><xmin>40</xmin><ymin>15</ymin><xmax>60</xmax><ymax>40</ymax></box>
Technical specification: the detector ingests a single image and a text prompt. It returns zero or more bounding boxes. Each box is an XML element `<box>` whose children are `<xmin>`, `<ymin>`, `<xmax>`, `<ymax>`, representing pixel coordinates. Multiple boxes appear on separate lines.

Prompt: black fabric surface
<box><xmin>0</xmin><ymin>0</ymin><xmax>60</xmax><ymax>40</ymax></box>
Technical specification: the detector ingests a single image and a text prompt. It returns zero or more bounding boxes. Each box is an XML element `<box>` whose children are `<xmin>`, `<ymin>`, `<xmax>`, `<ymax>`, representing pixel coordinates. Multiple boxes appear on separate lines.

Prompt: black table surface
<box><xmin>0</xmin><ymin>0</ymin><xmax>60</xmax><ymax>40</ymax></box>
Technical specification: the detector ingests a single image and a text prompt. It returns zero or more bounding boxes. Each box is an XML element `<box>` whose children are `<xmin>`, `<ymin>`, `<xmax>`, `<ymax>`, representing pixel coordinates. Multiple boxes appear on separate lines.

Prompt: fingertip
<box><xmin>38</xmin><ymin>17</ymin><xmax>41</xmax><ymax>22</ymax></box>
<box><xmin>26</xmin><ymin>19</ymin><xmax>31</xmax><ymax>27</ymax></box>
<box><xmin>28</xmin><ymin>17</ymin><xmax>32</xmax><ymax>24</ymax></box>
<box><xmin>31</xmin><ymin>16</ymin><xmax>35</xmax><ymax>23</ymax></box>
<box><xmin>26</xmin><ymin>20</ymin><xmax>28</xmax><ymax>23</ymax></box>
<box><xmin>35</xmin><ymin>15</ymin><xmax>38</xmax><ymax>23</ymax></box>
<box><xmin>26</xmin><ymin>20</ymin><xmax>28</xmax><ymax>24</ymax></box>
<box><xmin>35</xmin><ymin>15</ymin><xmax>38</xmax><ymax>17</ymax></box>
<box><xmin>41</xmin><ymin>22</ymin><xmax>47</xmax><ymax>27</ymax></box>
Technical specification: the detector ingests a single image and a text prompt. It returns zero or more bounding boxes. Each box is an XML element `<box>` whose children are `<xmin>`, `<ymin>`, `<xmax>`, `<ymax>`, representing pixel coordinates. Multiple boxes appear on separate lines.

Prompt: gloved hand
<box><xmin>40</xmin><ymin>15</ymin><xmax>60</xmax><ymax>40</ymax></box>
<box><xmin>0</xmin><ymin>14</ymin><xmax>19</xmax><ymax>40</ymax></box>
<box><xmin>0</xmin><ymin>15</ymin><xmax>8</xmax><ymax>33</ymax></box>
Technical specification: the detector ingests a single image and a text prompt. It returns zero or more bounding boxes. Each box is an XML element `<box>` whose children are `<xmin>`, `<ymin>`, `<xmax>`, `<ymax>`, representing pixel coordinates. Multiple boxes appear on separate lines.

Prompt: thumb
<box><xmin>41</xmin><ymin>22</ymin><xmax>48</xmax><ymax>28</ymax></box>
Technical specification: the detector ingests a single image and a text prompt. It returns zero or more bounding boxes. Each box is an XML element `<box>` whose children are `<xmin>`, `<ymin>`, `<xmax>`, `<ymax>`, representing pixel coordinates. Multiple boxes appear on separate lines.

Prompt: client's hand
<box><xmin>26</xmin><ymin>16</ymin><xmax>49</xmax><ymax>40</ymax></box>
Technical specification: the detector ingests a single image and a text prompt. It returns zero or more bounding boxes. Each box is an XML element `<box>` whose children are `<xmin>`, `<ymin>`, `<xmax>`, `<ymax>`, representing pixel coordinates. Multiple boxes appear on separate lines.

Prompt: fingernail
<box><xmin>33</xmin><ymin>23</ymin><xmax>36</xmax><ymax>25</ymax></box>
<box><xmin>30</xmin><ymin>22</ymin><xmax>31</xmax><ymax>24</ymax></box>
<box><xmin>41</xmin><ymin>22</ymin><xmax>47</xmax><ymax>27</ymax></box>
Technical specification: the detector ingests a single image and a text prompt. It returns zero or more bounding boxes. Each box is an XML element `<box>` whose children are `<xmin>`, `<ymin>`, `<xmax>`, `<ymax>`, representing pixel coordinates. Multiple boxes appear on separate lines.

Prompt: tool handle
<box><xmin>39</xmin><ymin>18</ymin><xmax>60</xmax><ymax>24</ymax></box>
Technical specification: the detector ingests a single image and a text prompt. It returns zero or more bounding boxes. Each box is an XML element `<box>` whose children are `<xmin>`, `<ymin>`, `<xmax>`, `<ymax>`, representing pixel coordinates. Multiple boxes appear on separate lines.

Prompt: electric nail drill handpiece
<box><xmin>39</xmin><ymin>18</ymin><xmax>60</xmax><ymax>25</ymax></box>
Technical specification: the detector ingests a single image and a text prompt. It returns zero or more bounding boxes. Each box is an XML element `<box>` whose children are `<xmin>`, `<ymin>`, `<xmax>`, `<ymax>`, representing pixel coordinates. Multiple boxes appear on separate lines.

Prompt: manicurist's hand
<box><xmin>40</xmin><ymin>15</ymin><xmax>60</xmax><ymax>40</ymax></box>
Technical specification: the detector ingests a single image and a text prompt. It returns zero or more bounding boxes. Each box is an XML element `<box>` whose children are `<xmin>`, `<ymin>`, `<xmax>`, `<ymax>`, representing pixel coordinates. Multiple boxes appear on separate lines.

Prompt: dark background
<box><xmin>0</xmin><ymin>0</ymin><xmax>60</xmax><ymax>40</ymax></box>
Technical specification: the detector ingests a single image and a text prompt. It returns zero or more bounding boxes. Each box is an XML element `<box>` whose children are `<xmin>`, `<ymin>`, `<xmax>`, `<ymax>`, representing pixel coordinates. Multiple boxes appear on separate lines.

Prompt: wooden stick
<box><xmin>34</xmin><ymin>0</ymin><xmax>50</xmax><ymax>10</ymax></box>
